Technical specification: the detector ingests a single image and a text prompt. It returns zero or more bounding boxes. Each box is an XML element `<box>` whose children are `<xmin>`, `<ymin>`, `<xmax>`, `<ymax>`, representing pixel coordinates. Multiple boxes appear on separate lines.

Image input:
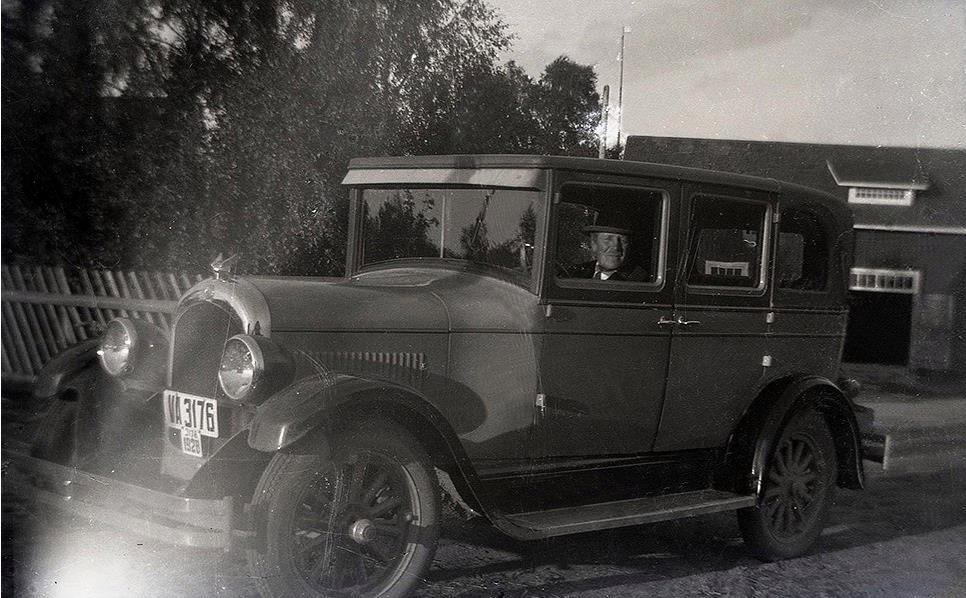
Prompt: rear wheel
<box><xmin>738</xmin><ymin>408</ymin><xmax>837</xmax><ymax>561</ymax></box>
<box><xmin>248</xmin><ymin>421</ymin><xmax>440</xmax><ymax>598</ymax></box>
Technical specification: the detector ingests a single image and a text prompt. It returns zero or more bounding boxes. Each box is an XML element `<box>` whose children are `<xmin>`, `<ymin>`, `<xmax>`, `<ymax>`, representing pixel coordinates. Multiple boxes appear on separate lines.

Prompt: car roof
<box><xmin>344</xmin><ymin>154</ymin><xmax>850</xmax><ymax>224</ymax></box>
<box><xmin>345</xmin><ymin>154</ymin><xmax>782</xmax><ymax>193</ymax></box>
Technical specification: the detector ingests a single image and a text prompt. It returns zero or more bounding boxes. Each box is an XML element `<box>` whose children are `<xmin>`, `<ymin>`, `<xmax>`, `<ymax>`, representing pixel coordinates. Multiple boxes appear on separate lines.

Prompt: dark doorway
<box><xmin>843</xmin><ymin>291</ymin><xmax>913</xmax><ymax>365</ymax></box>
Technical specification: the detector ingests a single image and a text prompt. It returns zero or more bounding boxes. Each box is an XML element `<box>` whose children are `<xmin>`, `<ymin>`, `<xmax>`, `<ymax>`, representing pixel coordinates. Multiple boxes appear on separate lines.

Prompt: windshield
<box><xmin>361</xmin><ymin>187</ymin><xmax>542</xmax><ymax>283</ymax></box>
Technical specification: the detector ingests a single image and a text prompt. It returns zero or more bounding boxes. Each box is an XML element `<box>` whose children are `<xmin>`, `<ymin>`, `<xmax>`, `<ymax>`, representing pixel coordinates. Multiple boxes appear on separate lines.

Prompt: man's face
<box><xmin>591</xmin><ymin>232</ymin><xmax>631</xmax><ymax>271</ymax></box>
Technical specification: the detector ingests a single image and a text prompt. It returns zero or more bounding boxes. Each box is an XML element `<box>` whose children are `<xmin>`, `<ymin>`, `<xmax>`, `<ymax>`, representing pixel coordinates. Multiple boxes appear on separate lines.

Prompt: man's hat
<box><xmin>582</xmin><ymin>210</ymin><xmax>635</xmax><ymax>235</ymax></box>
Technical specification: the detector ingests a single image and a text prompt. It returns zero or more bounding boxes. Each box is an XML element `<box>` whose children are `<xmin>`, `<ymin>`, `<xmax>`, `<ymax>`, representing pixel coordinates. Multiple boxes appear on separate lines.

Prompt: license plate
<box><xmin>163</xmin><ymin>390</ymin><xmax>219</xmax><ymax>444</ymax></box>
<box><xmin>180</xmin><ymin>428</ymin><xmax>203</xmax><ymax>457</ymax></box>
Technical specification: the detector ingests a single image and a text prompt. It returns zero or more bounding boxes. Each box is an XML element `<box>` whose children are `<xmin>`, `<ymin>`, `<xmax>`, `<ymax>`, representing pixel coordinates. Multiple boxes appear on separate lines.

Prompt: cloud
<box><xmin>493</xmin><ymin>0</ymin><xmax>833</xmax><ymax>76</ymax></box>
<box><xmin>491</xmin><ymin>0</ymin><xmax>966</xmax><ymax>147</ymax></box>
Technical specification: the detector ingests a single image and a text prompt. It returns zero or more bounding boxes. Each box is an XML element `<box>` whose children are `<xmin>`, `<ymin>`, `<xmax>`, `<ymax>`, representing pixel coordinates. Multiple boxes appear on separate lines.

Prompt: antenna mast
<box><xmin>616</xmin><ymin>27</ymin><xmax>626</xmax><ymax>155</ymax></box>
<box><xmin>599</xmin><ymin>85</ymin><xmax>610</xmax><ymax>158</ymax></box>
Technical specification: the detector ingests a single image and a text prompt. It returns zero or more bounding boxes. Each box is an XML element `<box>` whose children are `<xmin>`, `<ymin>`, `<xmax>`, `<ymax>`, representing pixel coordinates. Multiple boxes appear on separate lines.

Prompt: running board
<box><xmin>499</xmin><ymin>490</ymin><xmax>756</xmax><ymax>540</ymax></box>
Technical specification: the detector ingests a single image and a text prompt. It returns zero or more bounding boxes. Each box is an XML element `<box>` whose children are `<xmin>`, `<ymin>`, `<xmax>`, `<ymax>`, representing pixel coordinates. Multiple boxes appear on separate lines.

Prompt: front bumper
<box><xmin>2</xmin><ymin>449</ymin><xmax>237</xmax><ymax>549</ymax></box>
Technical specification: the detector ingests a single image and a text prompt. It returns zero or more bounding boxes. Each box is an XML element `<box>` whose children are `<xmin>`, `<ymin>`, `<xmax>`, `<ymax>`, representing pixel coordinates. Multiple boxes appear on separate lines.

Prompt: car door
<box><xmin>654</xmin><ymin>184</ymin><xmax>775</xmax><ymax>452</ymax></box>
<box><xmin>534</xmin><ymin>173</ymin><xmax>679</xmax><ymax>460</ymax></box>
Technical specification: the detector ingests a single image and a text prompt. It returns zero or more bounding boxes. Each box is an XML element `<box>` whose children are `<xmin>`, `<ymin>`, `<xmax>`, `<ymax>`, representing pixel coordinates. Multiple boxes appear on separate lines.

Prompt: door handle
<box><xmin>657</xmin><ymin>316</ymin><xmax>677</xmax><ymax>327</ymax></box>
<box><xmin>677</xmin><ymin>316</ymin><xmax>701</xmax><ymax>326</ymax></box>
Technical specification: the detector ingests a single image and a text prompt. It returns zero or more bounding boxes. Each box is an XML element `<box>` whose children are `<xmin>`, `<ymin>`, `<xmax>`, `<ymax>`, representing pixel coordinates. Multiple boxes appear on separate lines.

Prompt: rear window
<box><xmin>777</xmin><ymin>207</ymin><xmax>829</xmax><ymax>292</ymax></box>
<box><xmin>687</xmin><ymin>196</ymin><xmax>769</xmax><ymax>291</ymax></box>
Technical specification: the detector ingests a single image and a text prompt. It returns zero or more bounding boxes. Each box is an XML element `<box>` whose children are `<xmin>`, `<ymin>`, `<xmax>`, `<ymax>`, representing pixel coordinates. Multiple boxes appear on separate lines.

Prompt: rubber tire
<box><xmin>738</xmin><ymin>408</ymin><xmax>837</xmax><ymax>561</ymax></box>
<box><xmin>247</xmin><ymin>420</ymin><xmax>440</xmax><ymax>598</ymax></box>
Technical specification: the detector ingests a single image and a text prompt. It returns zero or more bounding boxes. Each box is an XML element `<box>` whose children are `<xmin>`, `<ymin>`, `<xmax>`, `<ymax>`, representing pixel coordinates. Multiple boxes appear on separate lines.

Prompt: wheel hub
<box><xmin>349</xmin><ymin>517</ymin><xmax>376</xmax><ymax>544</ymax></box>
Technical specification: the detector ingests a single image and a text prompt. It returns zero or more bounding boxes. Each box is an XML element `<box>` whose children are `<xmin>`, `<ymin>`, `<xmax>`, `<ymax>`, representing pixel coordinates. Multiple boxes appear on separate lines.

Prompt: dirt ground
<box><xmin>3</xmin><ymin>463</ymin><xmax>965</xmax><ymax>598</ymax></box>
<box><xmin>4</xmin><ymin>384</ymin><xmax>966</xmax><ymax>598</ymax></box>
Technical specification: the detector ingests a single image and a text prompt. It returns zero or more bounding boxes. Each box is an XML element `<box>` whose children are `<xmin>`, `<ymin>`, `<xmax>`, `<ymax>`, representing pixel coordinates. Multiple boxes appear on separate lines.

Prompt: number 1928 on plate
<box><xmin>163</xmin><ymin>390</ymin><xmax>219</xmax><ymax>457</ymax></box>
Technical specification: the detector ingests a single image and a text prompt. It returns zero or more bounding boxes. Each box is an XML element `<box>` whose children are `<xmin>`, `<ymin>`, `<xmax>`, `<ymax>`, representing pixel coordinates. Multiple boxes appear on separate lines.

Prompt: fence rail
<box><xmin>1</xmin><ymin>264</ymin><xmax>203</xmax><ymax>384</ymax></box>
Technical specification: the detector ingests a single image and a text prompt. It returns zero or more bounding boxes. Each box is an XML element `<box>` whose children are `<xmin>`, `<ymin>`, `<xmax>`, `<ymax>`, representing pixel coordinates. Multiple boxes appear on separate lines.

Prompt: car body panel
<box><xmin>251</xmin><ymin>268</ymin><xmax>545</xmax><ymax>464</ymax></box>
<box><xmin>533</xmin><ymin>170</ymin><xmax>682</xmax><ymax>459</ymax></box>
<box><xmin>249</xmin><ymin>273</ymin><xmax>448</xmax><ymax>332</ymax></box>
<box><xmin>656</xmin><ymin>306</ymin><xmax>773</xmax><ymax>451</ymax></box>
<box><xmin>535</xmin><ymin>303</ymin><xmax>673</xmax><ymax>456</ymax></box>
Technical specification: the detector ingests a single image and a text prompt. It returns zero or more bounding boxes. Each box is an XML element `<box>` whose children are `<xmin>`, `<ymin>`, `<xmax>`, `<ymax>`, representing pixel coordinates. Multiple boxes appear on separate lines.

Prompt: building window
<box><xmin>705</xmin><ymin>260</ymin><xmax>749</xmax><ymax>277</ymax></box>
<box><xmin>848</xmin><ymin>187</ymin><xmax>915</xmax><ymax>206</ymax></box>
<box><xmin>849</xmin><ymin>268</ymin><xmax>921</xmax><ymax>294</ymax></box>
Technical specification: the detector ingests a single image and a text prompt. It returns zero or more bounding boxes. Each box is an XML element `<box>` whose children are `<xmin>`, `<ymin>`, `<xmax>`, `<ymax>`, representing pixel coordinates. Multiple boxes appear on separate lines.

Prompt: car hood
<box><xmin>246</xmin><ymin>267</ymin><xmax>540</xmax><ymax>333</ymax></box>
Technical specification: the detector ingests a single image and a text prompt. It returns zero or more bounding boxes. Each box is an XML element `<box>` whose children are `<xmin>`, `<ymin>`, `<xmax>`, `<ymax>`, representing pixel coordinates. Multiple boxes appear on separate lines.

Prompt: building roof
<box><xmin>625</xmin><ymin>136</ymin><xmax>966</xmax><ymax>232</ymax></box>
<box><xmin>826</xmin><ymin>158</ymin><xmax>931</xmax><ymax>190</ymax></box>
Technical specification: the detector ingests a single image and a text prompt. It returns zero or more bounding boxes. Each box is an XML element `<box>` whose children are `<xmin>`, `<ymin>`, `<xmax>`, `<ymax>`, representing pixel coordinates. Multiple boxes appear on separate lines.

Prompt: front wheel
<box><xmin>738</xmin><ymin>408</ymin><xmax>837</xmax><ymax>561</ymax></box>
<box><xmin>248</xmin><ymin>421</ymin><xmax>440</xmax><ymax>598</ymax></box>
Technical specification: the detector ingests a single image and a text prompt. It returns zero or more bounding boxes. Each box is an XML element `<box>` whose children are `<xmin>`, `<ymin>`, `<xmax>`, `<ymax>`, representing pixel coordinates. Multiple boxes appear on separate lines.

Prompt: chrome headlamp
<box><xmin>217</xmin><ymin>334</ymin><xmax>294</xmax><ymax>404</ymax></box>
<box><xmin>98</xmin><ymin>319</ymin><xmax>139</xmax><ymax>376</ymax></box>
<box><xmin>218</xmin><ymin>335</ymin><xmax>263</xmax><ymax>401</ymax></box>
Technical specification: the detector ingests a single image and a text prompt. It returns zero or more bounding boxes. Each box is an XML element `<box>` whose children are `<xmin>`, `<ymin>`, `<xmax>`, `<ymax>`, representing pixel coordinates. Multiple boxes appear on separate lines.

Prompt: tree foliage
<box><xmin>2</xmin><ymin>0</ymin><xmax>602</xmax><ymax>276</ymax></box>
<box><xmin>533</xmin><ymin>57</ymin><xmax>601</xmax><ymax>155</ymax></box>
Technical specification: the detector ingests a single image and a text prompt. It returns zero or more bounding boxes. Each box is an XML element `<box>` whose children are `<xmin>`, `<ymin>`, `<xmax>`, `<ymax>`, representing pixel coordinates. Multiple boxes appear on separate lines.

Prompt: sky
<box><xmin>487</xmin><ymin>0</ymin><xmax>966</xmax><ymax>149</ymax></box>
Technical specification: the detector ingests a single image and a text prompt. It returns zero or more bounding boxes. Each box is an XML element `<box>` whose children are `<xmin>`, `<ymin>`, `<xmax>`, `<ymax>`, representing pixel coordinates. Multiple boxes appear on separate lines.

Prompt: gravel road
<box><xmin>4</xmin><ymin>464</ymin><xmax>965</xmax><ymax>598</ymax></box>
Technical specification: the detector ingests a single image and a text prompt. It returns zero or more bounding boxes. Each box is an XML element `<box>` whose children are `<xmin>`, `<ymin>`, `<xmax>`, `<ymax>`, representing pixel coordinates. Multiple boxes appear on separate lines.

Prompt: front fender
<box><xmin>248</xmin><ymin>375</ymin><xmax>436</xmax><ymax>452</ymax></box>
<box><xmin>247</xmin><ymin>373</ymin><xmax>504</xmax><ymax>522</ymax></box>
<box><xmin>34</xmin><ymin>339</ymin><xmax>101</xmax><ymax>398</ymax></box>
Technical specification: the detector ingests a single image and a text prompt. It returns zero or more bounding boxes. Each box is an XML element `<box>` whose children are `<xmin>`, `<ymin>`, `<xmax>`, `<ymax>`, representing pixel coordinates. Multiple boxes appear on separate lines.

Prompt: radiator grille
<box><xmin>169</xmin><ymin>302</ymin><xmax>242</xmax><ymax>396</ymax></box>
<box><xmin>167</xmin><ymin>301</ymin><xmax>244</xmax><ymax>454</ymax></box>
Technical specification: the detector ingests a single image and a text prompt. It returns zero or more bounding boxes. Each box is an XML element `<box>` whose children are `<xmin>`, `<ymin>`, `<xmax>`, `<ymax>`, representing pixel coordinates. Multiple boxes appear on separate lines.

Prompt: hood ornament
<box><xmin>211</xmin><ymin>253</ymin><xmax>240</xmax><ymax>281</ymax></box>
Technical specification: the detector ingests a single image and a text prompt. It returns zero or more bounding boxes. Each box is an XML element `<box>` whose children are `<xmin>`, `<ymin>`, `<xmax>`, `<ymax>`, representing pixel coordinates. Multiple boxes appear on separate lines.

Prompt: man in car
<box><xmin>570</xmin><ymin>217</ymin><xmax>648</xmax><ymax>281</ymax></box>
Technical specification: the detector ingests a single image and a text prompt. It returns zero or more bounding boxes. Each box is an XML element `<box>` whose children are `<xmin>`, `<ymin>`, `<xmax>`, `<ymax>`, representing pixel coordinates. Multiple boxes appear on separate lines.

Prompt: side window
<box><xmin>687</xmin><ymin>196</ymin><xmax>768</xmax><ymax>291</ymax></box>
<box><xmin>554</xmin><ymin>184</ymin><xmax>665</xmax><ymax>285</ymax></box>
<box><xmin>777</xmin><ymin>207</ymin><xmax>828</xmax><ymax>291</ymax></box>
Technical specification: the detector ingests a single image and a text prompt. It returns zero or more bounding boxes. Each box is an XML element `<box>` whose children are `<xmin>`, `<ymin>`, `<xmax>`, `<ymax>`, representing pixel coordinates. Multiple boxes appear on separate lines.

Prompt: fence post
<box><xmin>35</xmin><ymin>266</ymin><xmax>79</xmax><ymax>347</ymax></box>
<box><xmin>1</xmin><ymin>266</ymin><xmax>45</xmax><ymax>372</ymax></box>
<box><xmin>2</xmin><ymin>264</ymin><xmax>201</xmax><ymax>385</ymax></box>
<box><xmin>54</xmin><ymin>267</ymin><xmax>93</xmax><ymax>338</ymax></box>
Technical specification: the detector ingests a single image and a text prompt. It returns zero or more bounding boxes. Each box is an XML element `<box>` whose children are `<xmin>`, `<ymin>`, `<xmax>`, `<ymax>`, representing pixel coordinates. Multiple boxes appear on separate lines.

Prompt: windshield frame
<box><xmin>346</xmin><ymin>183</ymin><xmax>549</xmax><ymax>293</ymax></box>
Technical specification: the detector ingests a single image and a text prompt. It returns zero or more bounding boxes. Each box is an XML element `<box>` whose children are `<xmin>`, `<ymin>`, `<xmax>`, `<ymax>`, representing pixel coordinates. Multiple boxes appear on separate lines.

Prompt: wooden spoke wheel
<box><xmin>738</xmin><ymin>408</ymin><xmax>837</xmax><ymax>561</ymax></box>
<box><xmin>248</xmin><ymin>421</ymin><xmax>440</xmax><ymax>598</ymax></box>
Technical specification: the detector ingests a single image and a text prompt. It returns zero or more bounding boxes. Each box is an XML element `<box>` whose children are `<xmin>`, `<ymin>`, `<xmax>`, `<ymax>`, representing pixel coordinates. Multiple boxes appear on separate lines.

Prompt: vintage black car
<box><xmin>10</xmin><ymin>155</ymin><xmax>873</xmax><ymax>598</ymax></box>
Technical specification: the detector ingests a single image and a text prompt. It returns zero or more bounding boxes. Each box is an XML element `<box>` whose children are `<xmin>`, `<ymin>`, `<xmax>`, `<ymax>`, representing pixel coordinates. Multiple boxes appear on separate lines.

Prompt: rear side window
<box><xmin>777</xmin><ymin>207</ymin><xmax>829</xmax><ymax>291</ymax></box>
<box><xmin>687</xmin><ymin>196</ymin><xmax>768</xmax><ymax>291</ymax></box>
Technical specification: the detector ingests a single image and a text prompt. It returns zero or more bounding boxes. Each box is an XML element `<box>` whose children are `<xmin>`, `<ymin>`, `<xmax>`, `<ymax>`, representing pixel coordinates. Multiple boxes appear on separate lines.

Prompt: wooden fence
<box><xmin>1</xmin><ymin>264</ymin><xmax>204</xmax><ymax>385</ymax></box>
